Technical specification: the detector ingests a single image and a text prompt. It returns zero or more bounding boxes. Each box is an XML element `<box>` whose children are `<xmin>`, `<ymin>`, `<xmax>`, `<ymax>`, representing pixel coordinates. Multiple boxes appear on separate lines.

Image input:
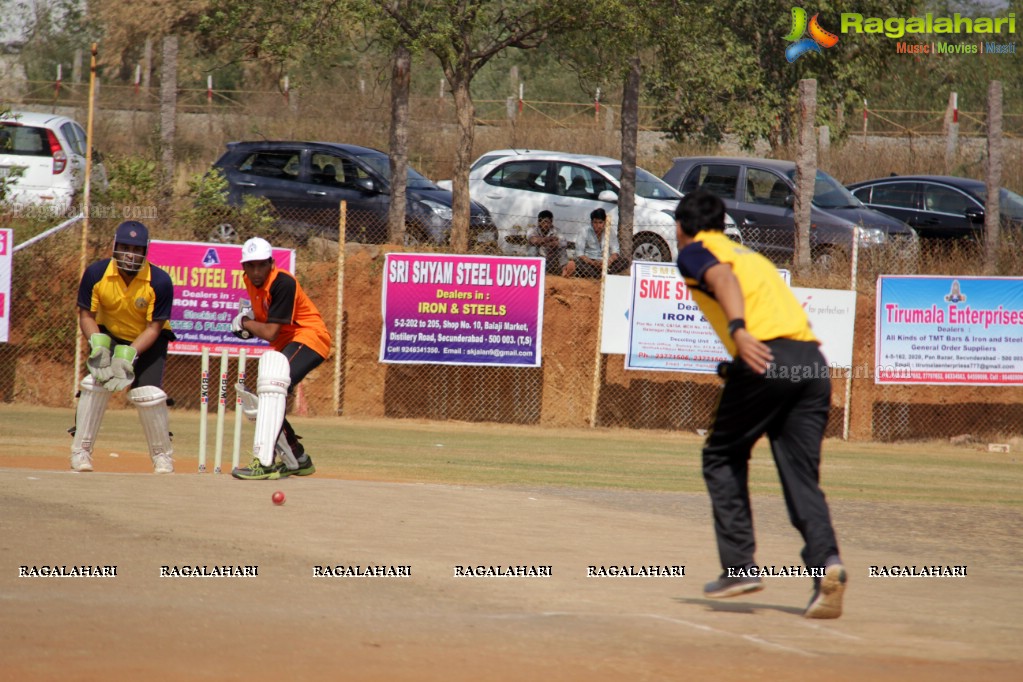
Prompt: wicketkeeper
<box><xmin>71</xmin><ymin>221</ymin><xmax>176</xmax><ymax>473</ymax></box>
<box><xmin>229</xmin><ymin>237</ymin><xmax>330</xmax><ymax>480</ymax></box>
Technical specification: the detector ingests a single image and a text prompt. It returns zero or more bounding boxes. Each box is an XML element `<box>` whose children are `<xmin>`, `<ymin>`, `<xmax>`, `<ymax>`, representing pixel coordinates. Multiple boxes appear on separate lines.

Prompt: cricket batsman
<box><xmin>229</xmin><ymin>237</ymin><xmax>329</xmax><ymax>480</ymax></box>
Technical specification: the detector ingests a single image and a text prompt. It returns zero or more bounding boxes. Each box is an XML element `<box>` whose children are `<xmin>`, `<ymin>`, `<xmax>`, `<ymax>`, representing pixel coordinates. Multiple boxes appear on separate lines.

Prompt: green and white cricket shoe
<box><xmin>231</xmin><ymin>458</ymin><xmax>292</xmax><ymax>480</ymax></box>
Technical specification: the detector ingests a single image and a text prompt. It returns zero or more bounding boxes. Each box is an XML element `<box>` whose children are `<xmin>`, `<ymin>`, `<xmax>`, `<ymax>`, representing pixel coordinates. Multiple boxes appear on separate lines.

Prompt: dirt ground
<box><xmin>2</xmin><ymin>455</ymin><xmax>1021</xmax><ymax>681</ymax></box>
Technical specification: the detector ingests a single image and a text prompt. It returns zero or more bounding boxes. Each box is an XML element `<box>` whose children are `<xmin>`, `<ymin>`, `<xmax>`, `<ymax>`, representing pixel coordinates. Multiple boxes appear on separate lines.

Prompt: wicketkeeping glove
<box><xmin>231</xmin><ymin>299</ymin><xmax>254</xmax><ymax>340</ymax></box>
<box><xmin>104</xmin><ymin>345</ymin><xmax>137</xmax><ymax>392</ymax></box>
<box><xmin>86</xmin><ymin>333</ymin><xmax>113</xmax><ymax>382</ymax></box>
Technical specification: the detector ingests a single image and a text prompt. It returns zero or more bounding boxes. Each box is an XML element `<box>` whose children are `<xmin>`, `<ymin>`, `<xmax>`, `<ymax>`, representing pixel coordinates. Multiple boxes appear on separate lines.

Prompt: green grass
<box><xmin>2</xmin><ymin>406</ymin><xmax>1020</xmax><ymax>508</ymax></box>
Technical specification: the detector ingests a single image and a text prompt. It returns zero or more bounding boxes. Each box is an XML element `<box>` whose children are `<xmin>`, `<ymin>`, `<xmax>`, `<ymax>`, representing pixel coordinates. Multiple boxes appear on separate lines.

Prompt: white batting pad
<box><xmin>253</xmin><ymin>351</ymin><xmax>291</xmax><ymax>467</ymax></box>
<box><xmin>236</xmin><ymin>383</ymin><xmax>258</xmax><ymax>421</ymax></box>
<box><xmin>129</xmin><ymin>386</ymin><xmax>174</xmax><ymax>472</ymax></box>
<box><xmin>72</xmin><ymin>375</ymin><xmax>111</xmax><ymax>456</ymax></box>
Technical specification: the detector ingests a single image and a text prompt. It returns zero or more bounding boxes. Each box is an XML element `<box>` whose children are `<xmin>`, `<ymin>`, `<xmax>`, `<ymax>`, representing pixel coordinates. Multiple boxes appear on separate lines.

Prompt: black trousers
<box><xmin>277</xmin><ymin>342</ymin><xmax>325</xmax><ymax>455</ymax></box>
<box><xmin>702</xmin><ymin>338</ymin><xmax>840</xmax><ymax>571</ymax></box>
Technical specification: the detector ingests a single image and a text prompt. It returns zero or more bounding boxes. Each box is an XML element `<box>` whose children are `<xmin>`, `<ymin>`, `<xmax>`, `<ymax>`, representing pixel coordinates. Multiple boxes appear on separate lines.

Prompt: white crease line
<box><xmin>645</xmin><ymin>614</ymin><xmax>818</xmax><ymax>657</ymax></box>
<box><xmin>796</xmin><ymin>620</ymin><xmax>864</xmax><ymax>640</ymax></box>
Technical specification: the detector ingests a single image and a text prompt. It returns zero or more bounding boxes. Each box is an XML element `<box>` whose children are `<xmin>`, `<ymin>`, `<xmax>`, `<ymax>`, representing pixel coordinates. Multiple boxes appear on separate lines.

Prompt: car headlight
<box><xmin>419</xmin><ymin>199</ymin><xmax>453</xmax><ymax>226</ymax></box>
<box><xmin>857</xmin><ymin>227</ymin><xmax>885</xmax><ymax>246</ymax></box>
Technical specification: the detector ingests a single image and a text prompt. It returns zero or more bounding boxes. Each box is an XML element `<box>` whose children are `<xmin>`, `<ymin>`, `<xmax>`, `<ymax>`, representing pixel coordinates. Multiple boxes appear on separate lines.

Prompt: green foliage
<box><xmin>96</xmin><ymin>154</ymin><xmax>160</xmax><ymax>205</ymax></box>
<box><xmin>178</xmin><ymin>167</ymin><xmax>275</xmax><ymax>243</ymax></box>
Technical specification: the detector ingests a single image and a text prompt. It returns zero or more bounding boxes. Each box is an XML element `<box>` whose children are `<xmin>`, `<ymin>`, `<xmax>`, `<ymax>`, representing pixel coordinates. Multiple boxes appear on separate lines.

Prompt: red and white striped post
<box><xmin>134</xmin><ymin>64</ymin><xmax>141</xmax><ymax>96</ymax></box>
<box><xmin>283</xmin><ymin>75</ymin><xmax>290</xmax><ymax>106</ymax></box>
<box><xmin>54</xmin><ymin>64</ymin><xmax>62</xmax><ymax>99</ymax></box>
<box><xmin>595</xmin><ymin>87</ymin><xmax>601</xmax><ymax>125</ymax></box>
<box><xmin>206</xmin><ymin>75</ymin><xmax>213</xmax><ymax>105</ymax></box>
<box><xmin>518</xmin><ymin>82</ymin><xmax>523</xmax><ymax>115</ymax></box>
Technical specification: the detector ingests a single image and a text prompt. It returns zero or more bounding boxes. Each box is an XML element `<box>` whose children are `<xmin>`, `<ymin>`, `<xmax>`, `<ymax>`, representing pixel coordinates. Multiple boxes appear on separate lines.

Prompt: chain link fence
<box><xmin>1</xmin><ymin>197</ymin><xmax>1021</xmax><ymax>444</ymax></box>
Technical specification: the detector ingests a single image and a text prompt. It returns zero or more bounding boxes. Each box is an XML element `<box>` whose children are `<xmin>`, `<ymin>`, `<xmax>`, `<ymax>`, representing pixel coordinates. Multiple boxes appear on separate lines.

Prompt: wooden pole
<box><xmin>72</xmin><ymin>43</ymin><xmax>98</xmax><ymax>404</ymax></box>
<box><xmin>333</xmin><ymin>201</ymin><xmax>347</xmax><ymax>415</ymax></box>
<box><xmin>588</xmin><ymin>217</ymin><xmax>613</xmax><ymax>427</ymax></box>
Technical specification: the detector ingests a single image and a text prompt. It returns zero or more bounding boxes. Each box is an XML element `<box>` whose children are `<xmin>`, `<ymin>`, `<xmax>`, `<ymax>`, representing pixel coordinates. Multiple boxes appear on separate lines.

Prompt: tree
<box><xmin>370</xmin><ymin>0</ymin><xmax>575</xmax><ymax>252</ymax></box>
<box><xmin>648</xmin><ymin>0</ymin><xmax>918</xmax><ymax>150</ymax></box>
<box><xmin>555</xmin><ymin>0</ymin><xmax>692</xmax><ymax>263</ymax></box>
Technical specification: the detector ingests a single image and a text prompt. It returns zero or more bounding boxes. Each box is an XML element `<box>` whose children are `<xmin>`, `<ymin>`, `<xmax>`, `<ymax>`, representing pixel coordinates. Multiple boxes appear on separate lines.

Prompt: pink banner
<box><xmin>147</xmin><ymin>240</ymin><xmax>294</xmax><ymax>356</ymax></box>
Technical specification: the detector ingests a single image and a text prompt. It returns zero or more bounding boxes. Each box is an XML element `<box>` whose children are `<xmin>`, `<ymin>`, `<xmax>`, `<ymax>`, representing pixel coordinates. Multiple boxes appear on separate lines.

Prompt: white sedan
<box><xmin>447</xmin><ymin>149</ymin><xmax>736</xmax><ymax>262</ymax></box>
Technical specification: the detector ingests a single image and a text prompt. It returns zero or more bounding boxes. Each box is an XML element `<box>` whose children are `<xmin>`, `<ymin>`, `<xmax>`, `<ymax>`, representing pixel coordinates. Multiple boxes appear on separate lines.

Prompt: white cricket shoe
<box><xmin>153</xmin><ymin>453</ymin><xmax>174</xmax><ymax>474</ymax></box>
<box><xmin>71</xmin><ymin>451</ymin><xmax>93</xmax><ymax>472</ymax></box>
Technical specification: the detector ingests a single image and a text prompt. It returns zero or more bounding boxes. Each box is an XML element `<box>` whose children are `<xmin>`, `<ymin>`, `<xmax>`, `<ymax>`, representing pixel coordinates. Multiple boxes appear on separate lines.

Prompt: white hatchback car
<box><xmin>0</xmin><ymin>111</ymin><xmax>107</xmax><ymax>212</ymax></box>
<box><xmin>460</xmin><ymin>150</ymin><xmax>734</xmax><ymax>263</ymax></box>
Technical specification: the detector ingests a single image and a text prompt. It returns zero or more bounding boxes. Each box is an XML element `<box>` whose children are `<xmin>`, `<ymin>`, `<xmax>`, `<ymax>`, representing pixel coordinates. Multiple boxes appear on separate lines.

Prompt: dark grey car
<box><xmin>662</xmin><ymin>156</ymin><xmax>918</xmax><ymax>267</ymax></box>
<box><xmin>846</xmin><ymin>175</ymin><xmax>1023</xmax><ymax>240</ymax></box>
<box><xmin>211</xmin><ymin>141</ymin><xmax>494</xmax><ymax>246</ymax></box>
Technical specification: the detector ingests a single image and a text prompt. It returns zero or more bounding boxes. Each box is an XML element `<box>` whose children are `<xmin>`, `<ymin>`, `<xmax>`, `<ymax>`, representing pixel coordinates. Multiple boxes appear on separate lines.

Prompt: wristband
<box><xmin>727</xmin><ymin>318</ymin><xmax>746</xmax><ymax>337</ymax></box>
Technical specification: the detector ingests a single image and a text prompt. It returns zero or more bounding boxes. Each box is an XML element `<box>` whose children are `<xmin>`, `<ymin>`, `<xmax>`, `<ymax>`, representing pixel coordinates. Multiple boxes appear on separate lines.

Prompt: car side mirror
<box><xmin>355</xmin><ymin>177</ymin><xmax>377</xmax><ymax>193</ymax></box>
<box><xmin>597</xmin><ymin>190</ymin><xmax>618</xmax><ymax>203</ymax></box>
<box><xmin>964</xmin><ymin>207</ymin><xmax>984</xmax><ymax>223</ymax></box>
<box><xmin>784</xmin><ymin>194</ymin><xmax>795</xmax><ymax>208</ymax></box>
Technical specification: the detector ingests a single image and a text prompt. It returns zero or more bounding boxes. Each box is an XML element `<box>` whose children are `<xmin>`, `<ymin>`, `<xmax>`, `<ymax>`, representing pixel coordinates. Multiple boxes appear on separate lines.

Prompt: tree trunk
<box><xmin>793</xmin><ymin>79</ymin><xmax>817</xmax><ymax>277</ymax></box>
<box><xmin>984</xmin><ymin>80</ymin><xmax>1002</xmax><ymax>275</ymax></box>
<box><xmin>159</xmin><ymin>36</ymin><xmax>178</xmax><ymax>203</ymax></box>
<box><xmin>618</xmin><ymin>55</ymin><xmax>640</xmax><ymax>263</ymax></box>
<box><xmin>449</xmin><ymin>70</ymin><xmax>475</xmax><ymax>253</ymax></box>
<box><xmin>387</xmin><ymin>44</ymin><xmax>411</xmax><ymax>244</ymax></box>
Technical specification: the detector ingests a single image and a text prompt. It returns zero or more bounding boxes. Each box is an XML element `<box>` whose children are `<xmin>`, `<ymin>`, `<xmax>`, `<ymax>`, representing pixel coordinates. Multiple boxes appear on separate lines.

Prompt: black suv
<box><xmin>211</xmin><ymin>141</ymin><xmax>494</xmax><ymax>246</ymax></box>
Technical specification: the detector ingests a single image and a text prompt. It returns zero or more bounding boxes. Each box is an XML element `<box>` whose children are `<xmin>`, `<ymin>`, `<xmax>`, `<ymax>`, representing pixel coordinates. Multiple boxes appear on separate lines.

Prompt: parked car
<box><xmin>846</xmin><ymin>174</ymin><xmax>1023</xmax><ymax>240</ymax></box>
<box><xmin>463</xmin><ymin>150</ymin><xmax>721</xmax><ymax>263</ymax></box>
<box><xmin>0</xmin><ymin>110</ymin><xmax>107</xmax><ymax>212</ymax></box>
<box><xmin>211</xmin><ymin>141</ymin><xmax>495</xmax><ymax>246</ymax></box>
<box><xmin>662</xmin><ymin>156</ymin><xmax>918</xmax><ymax>268</ymax></box>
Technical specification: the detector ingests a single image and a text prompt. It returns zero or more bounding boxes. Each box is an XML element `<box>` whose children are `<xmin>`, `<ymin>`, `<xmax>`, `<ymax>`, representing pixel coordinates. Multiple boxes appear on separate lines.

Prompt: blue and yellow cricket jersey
<box><xmin>676</xmin><ymin>231</ymin><xmax>816</xmax><ymax>356</ymax></box>
<box><xmin>77</xmin><ymin>259</ymin><xmax>174</xmax><ymax>342</ymax></box>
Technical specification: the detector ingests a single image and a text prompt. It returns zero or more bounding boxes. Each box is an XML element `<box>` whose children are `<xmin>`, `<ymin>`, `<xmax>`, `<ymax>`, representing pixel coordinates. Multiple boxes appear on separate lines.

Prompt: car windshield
<box><xmin>1000</xmin><ymin>188</ymin><xmax>1023</xmax><ymax>220</ymax></box>
<box><xmin>786</xmin><ymin>169</ymin><xmax>862</xmax><ymax>209</ymax></box>
<box><xmin>351</xmin><ymin>151</ymin><xmax>437</xmax><ymax>189</ymax></box>
<box><xmin>600</xmin><ymin>164</ymin><xmax>683</xmax><ymax>200</ymax></box>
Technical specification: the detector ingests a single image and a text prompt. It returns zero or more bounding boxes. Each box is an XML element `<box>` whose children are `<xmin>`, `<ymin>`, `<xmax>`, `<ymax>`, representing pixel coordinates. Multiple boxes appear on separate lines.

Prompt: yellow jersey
<box><xmin>675</xmin><ymin>230</ymin><xmax>817</xmax><ymax>356</ymax></box>
<box><xmin>77</xmin><ymin>259</ymin><xmax>174</xmax><ymax>342</ymax></box>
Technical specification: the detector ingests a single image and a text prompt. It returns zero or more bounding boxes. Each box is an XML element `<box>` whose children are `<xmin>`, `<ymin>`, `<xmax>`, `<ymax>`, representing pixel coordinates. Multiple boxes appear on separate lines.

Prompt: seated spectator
<box><xmin>527</xmin><ymin>210</ymin><xmax>575</xmax><ymax>277</ymax></box>
<box><xmin>573</xmin><ymin>208</ymin><xmax>627</xmax><ymax>278</ymax></box>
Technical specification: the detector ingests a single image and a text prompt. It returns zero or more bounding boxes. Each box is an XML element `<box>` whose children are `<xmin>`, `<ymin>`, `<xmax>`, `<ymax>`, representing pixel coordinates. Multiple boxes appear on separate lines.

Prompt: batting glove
<box><xmin>104</xmin><ymin>345</ymin><xmax>138</xmax><ymax>392</ymax></box>
<box><xmin>86</xmin><ymin>333</ymin><xmax>114</xmax><ymax>382</ymax></box>
<box><xmin>231</xmin><ymin>299</ymin><xmax>253</xmax><ymax>339</ymax></box>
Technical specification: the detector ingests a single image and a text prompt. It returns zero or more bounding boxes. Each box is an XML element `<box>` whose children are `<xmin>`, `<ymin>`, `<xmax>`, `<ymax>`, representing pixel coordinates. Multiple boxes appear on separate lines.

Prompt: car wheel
<box><xmin>208</xmin><ymin>223</ymin><xmax>239</xmax><ymax>244</ymax></box>
<box><xmin>812</xmin><ymin>246</ymin><xmax>846</xmax><ymax>270</ymax></box>
<box><xmin>633</xmin><ymin>234</ymin><xmax>671</xmax><ymax>263</ymax></box>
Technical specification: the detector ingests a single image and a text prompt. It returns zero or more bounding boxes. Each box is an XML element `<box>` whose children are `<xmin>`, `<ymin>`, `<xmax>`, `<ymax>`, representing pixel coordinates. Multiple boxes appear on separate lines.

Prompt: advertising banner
<box><xmin>625</xmin><ymin>261</ymin><xmax>852</xmax><ymax>372</ymax></box>
<box><xmin>0</xmin><ymin>229</ymin><xmax>10</xmax><ymax>343</ymax></box>
<box><xmin>875</xmin><ymin>275</ymin><xmax>1023</xmax><ymax>385</ymax></box>
<box><xmin>147</xmin><ymin>240</ymin><xmax>294</xmax><ymax>356</ymax></box>
<box><xmin>380</xmin><ymin>253</ymin><xmax>545</xmax><ymax>367</ymax></box>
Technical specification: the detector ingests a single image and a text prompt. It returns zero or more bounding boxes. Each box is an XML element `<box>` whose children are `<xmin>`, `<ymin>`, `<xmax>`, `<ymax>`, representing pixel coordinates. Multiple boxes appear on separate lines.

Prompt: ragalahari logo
<box><xmin>785</xmin><ymin>8</ymin><xmax>840</xmax><ymax>62</ymax></box>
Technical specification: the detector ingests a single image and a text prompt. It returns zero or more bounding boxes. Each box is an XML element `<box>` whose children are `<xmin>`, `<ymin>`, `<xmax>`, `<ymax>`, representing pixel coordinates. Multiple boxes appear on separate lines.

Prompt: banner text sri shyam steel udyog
<box><xmin>380</xmin><ymin>253</ymin><xmax>545</xmax><ymax>367</ymax></box>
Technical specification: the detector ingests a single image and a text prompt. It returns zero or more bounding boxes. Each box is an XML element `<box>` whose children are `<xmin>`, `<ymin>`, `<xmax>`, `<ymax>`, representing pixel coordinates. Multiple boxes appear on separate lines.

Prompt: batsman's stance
<box><xmin>673</xmin><ymin>190</ymin><xmax>846</xmax><ymax>619</ymax></box>
<box><xmin>230</xmin><ymin>238</ymin><xmax>330</xmax><ymax>480</ymax></box>
<box><xmin>71</xmin><ymin>221</ymin><xmax>176</xmax><ymax>474</ymax></box>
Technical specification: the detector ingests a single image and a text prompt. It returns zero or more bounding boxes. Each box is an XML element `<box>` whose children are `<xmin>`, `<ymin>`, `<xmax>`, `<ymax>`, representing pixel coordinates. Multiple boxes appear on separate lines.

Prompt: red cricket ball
<box><xmin>272</xmin><ymin>491</ymin><xmax>286</xmax><ymax>505</ymax></box>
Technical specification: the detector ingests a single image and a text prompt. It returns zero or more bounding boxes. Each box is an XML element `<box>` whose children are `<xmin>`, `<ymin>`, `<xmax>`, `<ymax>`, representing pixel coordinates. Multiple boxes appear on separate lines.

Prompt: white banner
<box><xmin>621</xmin><ymin>261</ymin><xmax>853</xmax><ymax>371</ymax></box>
